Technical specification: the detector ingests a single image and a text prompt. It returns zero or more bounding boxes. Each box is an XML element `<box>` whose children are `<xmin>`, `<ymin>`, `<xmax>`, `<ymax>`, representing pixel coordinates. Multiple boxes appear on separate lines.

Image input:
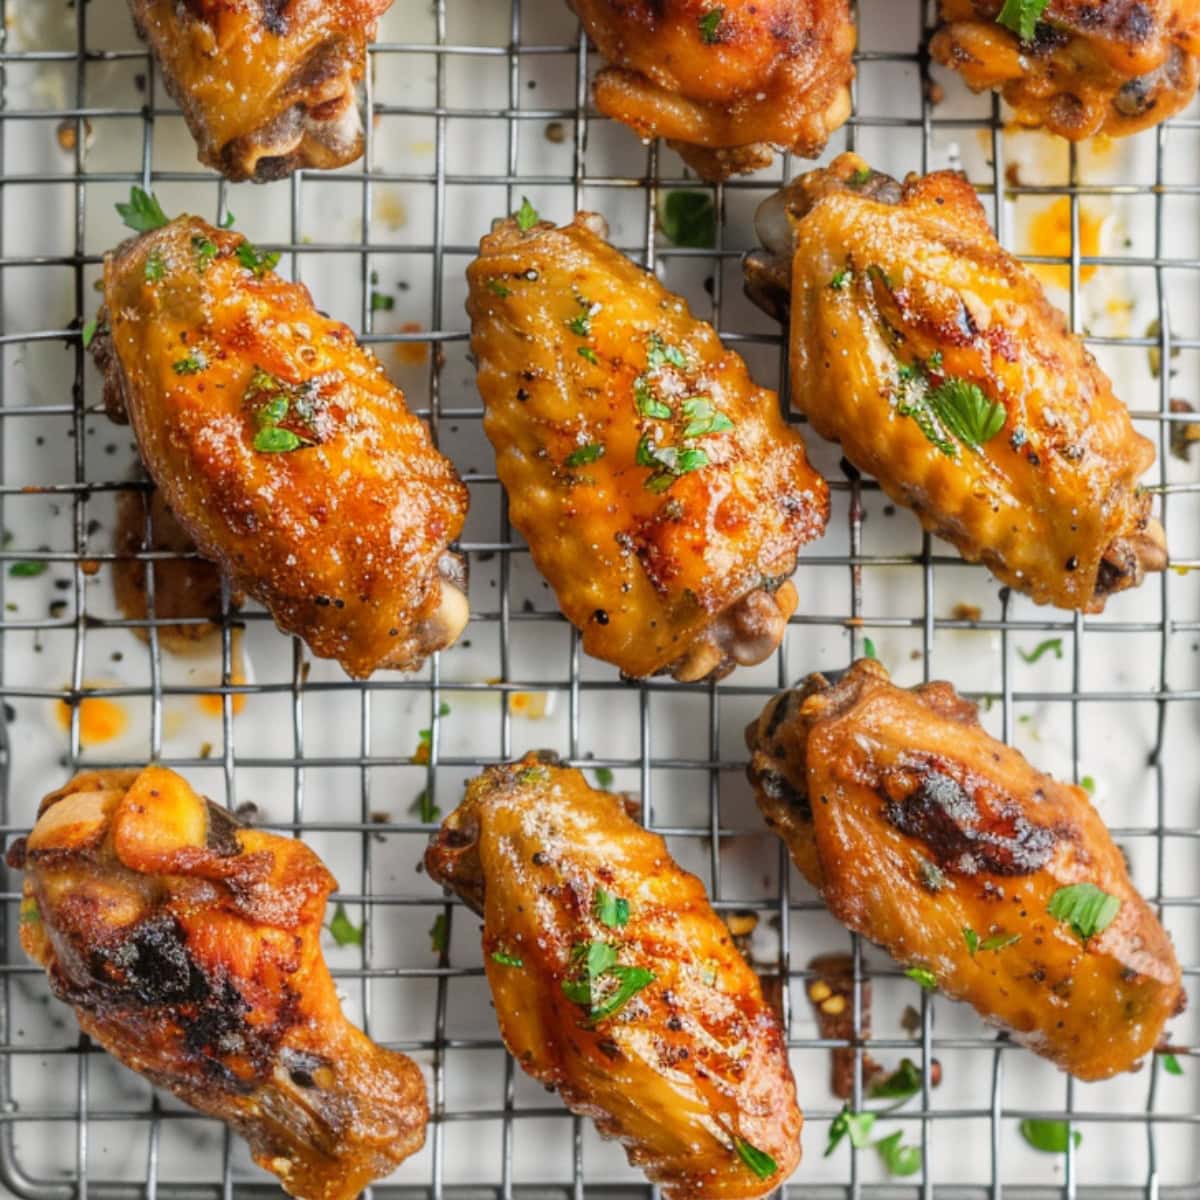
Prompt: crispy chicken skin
<box><xmin>425</xmin><ymin>754</ymin><xmax>801</xmax><ymax>1199</ymax></box>
<box><xmin>745</xmin><ymin>659</ymin><xmax>1186</xmax><ymax>1081</ymax></box>
<box><xmin>743</xmin><ymin>153</ymin><xmax>1164</xmax><ymax>612</ymax></box>
<box><xmin>128</xmin><ymin>1</ymin><xmax>392</xmax><ymax>181</ymax></box>
<box><xmin>466</xmin><ymin>212</ymin><xmax>828</xmax><ymax>681</ymax></box>
<box><xmin>92</xmin><ymin>214</ymin><xmax>469</xmax><ymax>679</ymax></box>
<box><xmin>573</xmin><ymin>0</ymin><xmax>855</xmax><ymax>180</ymax></box>
<box><xmin>931</xmin><ymin>1</ymin><xmax>1200</xmax><ymax>141</ymax></box>
<box><xmin>6</xmin><ymin>765</ymin><xmax>427</xmax><ymax>1200</ymax></box>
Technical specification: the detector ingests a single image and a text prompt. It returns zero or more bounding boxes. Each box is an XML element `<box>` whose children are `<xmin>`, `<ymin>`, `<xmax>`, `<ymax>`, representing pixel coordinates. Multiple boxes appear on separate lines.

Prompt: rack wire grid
<box><xmin>0</xmin><ymin>0</ymin><xmax>1196</xmax><ymax>1196</ymax></box>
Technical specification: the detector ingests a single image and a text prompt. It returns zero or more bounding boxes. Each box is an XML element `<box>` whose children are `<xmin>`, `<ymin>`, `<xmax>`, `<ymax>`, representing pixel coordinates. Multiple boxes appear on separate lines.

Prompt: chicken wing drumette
<box><xmin>91</xmin><ymin>205</ymin><xmax>468</xmax><ymax>679</ymax></box>
<box><xmin>425</xmin><ymin>754</ymin><xmax>801</xmax><ymax>1198</ymax></box>
<box><xmin>466</xmin><ymin>210</ymin><xmax>828</xmax><ymax>681</ymax></box>
<box><xmin>743</xmin><ymin>153</ymin><xmax>1164</xmax><ymax>612</ymax></box>
<box><xmin>931</xmin><ymin>1</ymin><xmax>1200</xmax><ymax>141</ymax></box>
<box><xmin>745</xmin><ymin>659</ymin><xmax>1186</xmax><ymax>1081</ymax></box>
<box><xmin>573</xmin><ymin>0</ymin><xmax>855</xmax><ymax>180</ymax></box>
<box><xmin>128</xmin><ymin>0</ymin><xmax>392</xmax><ymax>180</ymax></box>
<box><xmin>6</xmin><ymin>765</ymin><xmax>427</xmax><ymax>1200</ymax></box>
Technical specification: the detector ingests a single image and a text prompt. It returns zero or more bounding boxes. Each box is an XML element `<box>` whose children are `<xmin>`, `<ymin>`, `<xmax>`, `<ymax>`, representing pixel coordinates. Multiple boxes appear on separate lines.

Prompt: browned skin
<box><xmin>128</xmin><ymin>0</ymin><xmax>393</xmax><ymax>181</ymax></box>
<box><xmin>114</xmin><ymin>480</ymin><xmax>242</xmax><ymax>655</ymax></box>
<box><xmin>745</xmin><ymin>659</ymin><xmax>1186</xmax><ymax>1081</ymax></box>
<box><xmin>466</xmin><ymin>213</ymin><xmax>829</xmax><ymax>681</ymax></box>
<box><xmin>573</xmin><ymin>0</ymin><xmax>855</xmax><ymax>180</ymax></box>
<box><xmin>932</xmin><ymin>1</ymin><xmax>1200</xmax><ymax>141</ymax></box>
<box><xmin>425</xmin><ymin>754</ymin><xmax>802</xmax><ymax>1199</ymax></box>
<box><xmin>743</xmin><ymin>153</ymin><xmax>1165</xmax><ymax>613</ymax></box>
<box><xmin>93</xmin><ymin>215</ymin><xmax>469</xmax><ymax>679</ymax></box>
<box><xmin>7</xmin><ymin>766</ymin><xmax>427</xmax><ymax>1200</ymax></box>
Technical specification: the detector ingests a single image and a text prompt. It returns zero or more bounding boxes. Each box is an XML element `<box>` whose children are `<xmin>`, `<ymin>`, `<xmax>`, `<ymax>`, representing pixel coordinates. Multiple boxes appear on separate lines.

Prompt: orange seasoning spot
<box><xmin>395</xmin><ymin>322</ymin><xmax>430</xmax><ymax>367</ymax></box>
<box><xmin>1026</xmin><ymin>198</ymin><xmax>1103</xmax><ymax>289</ymax></box>
<box><xmin>55</xmin><ymin>695</ymin><xmax>127</xmax><ymax>746</ymax></box>
<box><xmin>197</xmin><ymin>635</ymin><xmax>248</xmax><ymax>717</ymax></box>
<box><xmin>509</xmin><ymin>691</ymin><xmax>549</xmax><ymax>719</ymax></box>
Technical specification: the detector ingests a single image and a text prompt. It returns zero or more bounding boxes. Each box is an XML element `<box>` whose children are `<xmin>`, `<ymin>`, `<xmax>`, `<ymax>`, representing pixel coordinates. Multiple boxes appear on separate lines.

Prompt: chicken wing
<box><xmin>424</xmin><ymin>754</ymin><xmax>801</xmax><ymax>1198</ymax></box>
<box><xmin>931</xmin><ymin>1</ymin><xmax>1200</xmax><ymax>141</ymax></box>
<box><xmin>6</xmin><ymin>765</ymin><xmax>427</xmax><ymax>1200</ymax></box>
<box><xmin>91</xmin><ymin>202</ymin><xmax>468</xmax><ymax>679</ymax></box>
<box><xmin>466</xmin><ymin>210</ymin><xmax>828</xmax><ymax>681</ymax></box>
<box><xmin>128</xmin><ymin>0</ymin><xmax>392</xmax><ymax>181</ymax></box>
<box><xmin>573</xmin><ymin>0</ymin><xmax>855</xmax><ymax>180</ymax></box>
<box><xmin>743</xmin><ymin>153</ymin><xmax>1164</xmax><ymax>612</ymax></box>
<box><xmin>745</xmin><ymin>659</ymin><xmax>1186</xmax><ymax>1081</ymax></box>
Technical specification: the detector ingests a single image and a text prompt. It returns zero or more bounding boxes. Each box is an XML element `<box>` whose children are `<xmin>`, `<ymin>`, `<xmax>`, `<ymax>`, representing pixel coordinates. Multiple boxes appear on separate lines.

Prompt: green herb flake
<box><xmin>635</xmin><ymin>376</ymin><xmax>672</xmax><ymax>420</ymax></box>
<box><xmin>491</xmin><ymin>949</ymin><xmax>524</xmax><ymax>968</ymax></box>
<box><xmin>1161</xmin><ymin>1052</ymin><xmax>1184</xmax><ymax>1076</ymax></box>
<box><xmin>593</xmin><ymin>887</ymin><xmax>630</xmax><ymax>929</ymax></box>
<box><xmin>429</xmin><ymin>913</ymin><xmax>448</xmax><ymax>953</ymax></box>
<box><xmin>18</xmin><ymin>899</ymin><xmax>40</xmax><ymax>926</ymax></box>
<box><xmin>928</xmin><ymin>378</ymin><xmax>1006</xmax><ymax>451</ymax></box>
<box><xmin>732</xmin><ymin>1136</ymin><xmax>777</xmax><ymax>1181</ymax></box>
<box><xmin>875</xmin><ymin>1130</ymin><xmax>922</xmax><ymax>1177</ymax></box>
<box><xmin>980</xmin><ymin>932</ymin><xmax>1021</xmax><ymax>953</ymax></box>
<box><xmin>825</xmin><ymin>1107</ymin><xmax>877</xmax><ymax>1157</ymax></box>
<box><xmin>219</xmin><ymin>211</ymin><xmax>236</xmax><ymax>229</ymax></box>
<box><xmin>561</xmin><ymin>940</ymin><xmax>654</xmax><ymax>1022</ymax></box>
<box><xmin>8</xmin><ymin>561</ymin><xmax>47</xmax><ymax>578</ymax></box>
<box><xmin>848</xmin><ymin>167</ymin><xmax>873</xmax><ymax>188</ymax></box>
<box><xmin>565</xmin><ymin>443</ymin><xmax>604</xmax><ymax>468</ymax></box>
<box><xmin>963</xmin><ymin>926</ymin><xmax>980</xmax><ymax>956</ymax></box>
<box><xmin>1020</xmin><ymin>1118</ymin><xmax>1081</xmax><ymax>1154</ymax></box>
<box><xmin>329</xmin><ymin>902</ymin><xmax>365</xmax><ymax>947</ymax></box>
<box><xmin>680</xmin><ymin>396</ymin><xmax>734</xmax><ymax>438</ymax></box>
<box><xmin>698</xmin><ymin>6</ymin><xmax>725</xmax><ymax>43</ymax></box>
<box><xmin>590</xmin><ymin>964</ymin><xmax>655</xmax><ymax>1021</ymax></box>
<box><xmin>144</xmin><ymin>250</ymin><xmax>166</xmax><ymax>282</ymax></box>
<box><xmin>487</xmin><ymin>279</ymin><xmax>511</xmax><ymax>297</ymax></box>
<box><xmin>1019</xmin><ymin>638</ymin><xmax>1063</xmax><ymax>664</ymax></box>
<box><xmin>191</xmin><ymin>235</ymin><xmax>218</xmax><ymax>273</ymax></box>
<box><xmin>236</xmin><ymin>241</ymin><xmax>281</xmax><ymax>277</ymax></box>
<box><xmin>81</xmin><ymin>318</ymin><xmax>98</xmax><ymax>349</ymax></box>
<box><xmin>926</xmin><ymin>350</ymin><xmax>945</xmax><ymax>373</ymax></box>
<box><xmin>830</xmin><ymin>266</ymin><xmax>851</xmax><ymax>290</ymax></box>
<box><xmin>519</xmin><ymin>764</ymin><xmax>551</xmax><ymax>784</ymax></box>
<box><xmin>1048</xmin><ymin>883</ymin><xmax>1121</xmax><ymax>941</ymax></box>
<box><xmin>593</xmin><ymin>766</ymin><xmax>614</xmax><ymax>789</ymax></box>
<box><xmin>172</xmin><ymin>352</ymin><xmax>207</xmax><ymax>376</ymax></box>
<box><xmin>862</xmin><ymin>636</ymin><xmax>878</xmax><ymax>660</ymax></box>
<box><xmin>116</xmin><ymin>186</ymin><xmax>169</xmax><ymax>233</ymax></box>
<box><xmin>996</xmin><ymin>0</ymin><xmax>1051</xmax><ymax>42</ymax></box>
<box><xmin>515</xmin><ymin>196</ymin><xmax>539</xmax><ymax>232</ymax></box>
<box><xmin>408</xmin><ymin>789</ymin><xmax>441</xmax><ymax>824</ymax></box>
<box><xmin>1080</xmin><ymin>775</ymin><xmax>1096</xmax><ymax>795</ymax></box>
<box><xmin>253</xmin><ymin>426</ymin><xmax>302</xmax><ymax>453</ymax></box>
<box><xmin>905</xmin><ymin>966</ymin><xmax>938</xmax><ymax>992</ymax></box>
<box><xmin>659</xmin><ymin>190</ymin><xmax>716</xmax><ymax>249</ymax></box>
<box><xmin>578</xmin><ymin>346</ymin><xmax>599</xmax><ymax>365</ymax></box>
<box><xmin>370</xmin><ymin>291</ymin><xmax>395</xmax><ymax>312</ymax></box>
<box><xmin>647</xmin><ymin>332</ymin><xmax>688</xmax><ymax>371</ymax></box>
<box><xmin>869</xmin><ymin>1058</ymin><xmax>922</xmax><ymax>1102</ymax></box>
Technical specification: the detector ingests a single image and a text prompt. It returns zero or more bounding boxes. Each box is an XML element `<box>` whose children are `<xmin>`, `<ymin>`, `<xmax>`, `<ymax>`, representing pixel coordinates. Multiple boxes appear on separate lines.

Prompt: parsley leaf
<box><xmin>593</xmin><ymin>887</ymin><xmax>630</xmax><ymax>929</ymax></box>
<box><xmin>172</xmin><ymin>352</ymin><xmax>207</xmax><ymax>376</ymax></box>
<box><xmin>1019</xmin><ymin>638</ymin><xmax>1063</xmax><ymax>664</ymax></box>
<box><xmin>236</xmin><ymin>241</ymin><xmax>280</xmax><ymax>277</ymax></box>
<box><xmin>487</xmin><ymin>279</ymin><xmax>511</xmax><ymax>297</ymax></box>
<box><xmin>371</xmin><ymin>291</ymin><xmax>395</xmax><ymax>312</ymax></box>
<box><xmin>593</xmin><ymin>766</ymin><xmax>614</xmax><ymax>789</ymax></box>
<box><xmin>963</xmin><ymin>926</ymin><xmax>980</xmax><ymax>956</ymax></box>
<box><xmin>638</xmin><ymin>435</ymin><xmax>710</xmax><ymax>493</ymax></box>
<box><xmin>1048</xmin><ymin>883</ymin><xmax>1121</xmax><ymax>941</ymax></box>
<box><xmin>825</xmin><ymin>1107</ymin><xmax>877</xmax><ymax>1156</ymax></box>
<box><xmin>409</xmin><ymin>789</ymin><xmax>441</xmax><ymax>824</ymax></box>
<box><xmin>328</xmin><ymin>902</ymin><xmax>365</xmax><ymax>947</ymax></box>
<box><xmin>732</xmin><ymin>1136</ymin><xmax>777</xmax><ymax>1180</ymax></box>
<box><xmin>144</xmin><ymin>250</ymin><xmax>166</xmax><ymax>282</ymax></box>
<box><xmin>81</xmin><ymin>318</ymin><xmax>98</xmax><ymax>349</ymax></box>
<box><xmin>980</xmin><ymin>932</ymin><xmax>1021</xmax><ymax>952</ymax></box>
<box><xmin>863</xmin><ymin>636</ymin><xmax>878</xmax><ymax>660</ymax></box>
<box><xmin>561</xmin><ymin>941</ymin><xmax>654</xmax><ymax>1022</ymax></box>
<box><xmin>830</xmin><ymin>266</ymin><xmax>851</xmax><ymax>290</ymax></box>
<box><xmin>875</xmin><ymin>1130</ymin><xmax>922</xmax><ymax>1177</ymax></box>
<box><xmin>578</xmin><ymin>345</ymin><xmax>599</xmax><ymax>365</ymax></box>
<box><xmin>928</xmin><ymin>378</ymin><xmax>1006</xmax><ymax>451</ymax></box>
<box><xmin>698</xmin><ymin>6</ymin><xmax>724</xmax><ymax>43</ymax></box>
<box><xmin>905</xmin><ymin>966</ymin><xmax>938</xmax><ymax>991</ymax></box>
<box><xmin>116</xmin><ymin>186</ymin><xmax>169</xmax><ymax>233</ymax></box>
<box><xmin>848</xmin><ymin>167</ymin><xmax>873</xmax><ymax>188</ymax></box>
<box><xmin>219</xmin><ymin>211</ymin><xmax>236</xmax><ymax>229</ymax></box>
<box><xmin>590</xmin><ymin>965</ymin><xmax>655</xmax><ymax>1021</ymax></box>
<box><xmin>1080</xmin><ymin>775</ymin><xmax>1096</xmax><ymax>795</ymax></box>
<box><xmin>565</xmin><ymin>443</ymin><xmax>604</xmax><ymax>467</ymax></box>
<box><xmin>869</xmin><ymin>1058</ymin><xmax>922</xmax><ymax>1102</ymax></box>
<box><xmin>515</xmin><ymin>196</ymin><xmax>539</xmax><ymax>231</ymax></box>
<box><xmin>191</xmin><ymin>234</ymin><xmax>218</xmax><ymax>273</ymax></box>
<box><xmin>8</xmin><ymin>561</ymin><xmax>46</xmax><ymax>578</ymax></box>
<box><xmin>491</xmin><ymin>949</ymin><xmax>524</xmax><ymax>968</ymax></box>
<box><xmin>254</xmin><ymin>427</ymin><xmax>302</xmax><ymax>453</ymax></box>
<box><xmin>429</xmin><ymin>913</ymin><xmax>448</xmax><ymax>953</ymax></box>
<box><xmin>1161</xmin><ymin>1052</ymin><xmax>1184</xmax><ymax>1076</ymax></box>
<box><xmin>659</xmin><ymin>190</ymin><xmax>716</xmax><ymax>248</ymax></box>
<box><xmin>635</xmin><ymin>376</ymin><xmax>672</xmax><ymax>420</ymax></box>
<box><xmin>646</xmin><ymin>332</ymin><xmax>687</xmax><ymax>370</ymax></box>
<box><xmin>1020</xmin><ymin>1119</ymin><xmax>1081</xmax><ymax>1153</ymax></box>
<box><xmin>996</xmin><ymin>0</ymin><xmax>1050</xmax><ymax>42</ymax></box>
<box><xmin>680</xmin><ymin>397</ymin><xmax>734</xmax><ymax>437</ymax></box>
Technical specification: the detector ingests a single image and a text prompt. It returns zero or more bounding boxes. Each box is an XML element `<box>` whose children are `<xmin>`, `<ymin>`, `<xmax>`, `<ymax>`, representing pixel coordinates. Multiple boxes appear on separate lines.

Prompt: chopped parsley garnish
<box><xmin>487</xmin><ymin>279</ymin><xmax>511</xmax><ymax>297</ymax></box>
<box><xmin>830</xmin><ymin>266</ymin><xmax>851</xmax><ymax>290</ymax></box>
<box><xmin>966</xmin><ymin>927</ymin><xmax>1021</xmax><ymax>955</ymax></box>
<box><xmin>659</xmin><ymin>190</ymin><xmax>716</xmax><ymax>248</ymax></box>
<box><xmin>996</xmin><ymin>0</ymin><xmax>1050</xmax><ymax>42</ymax></box>
<box><xmin>963</xmin><ymin>927</ymin><xmax>980</xmax><ymax>956</ymax></box>
<box><xmin>698</xmin><ymin>6</ymin><xmax>725</xmax><ymax>43</ymax></box>
<box><xmin>1048</xmin><ymin>883</ymin><xmax>1121</xmax><ymax>941</ymax></box>
<box><xmin>647</xmin><ymin>332</ymin><xmax>688</xmax><ymax>370</ymax></box>
<box><xmin>593</xmin><ymin>887</ymin><xmax>630</xmax><ymax>929</ymax></box>
<box><xmin>635</xmin><ymin>376</ymin><xmax>672</xmax><ymax>420</ymax></box>
<box><xmin>561</xmin><ymin>940</ymin><xmax>654</xmax><ymax>1023</ymax></box>
<box><xmin>144</xmin><ymin>251</ymin><xmax>166</xmax><ymax>282</ymax></box>
<box><xmin>869</xmin><ymin>1058</ymin><xmax>922</xmax><ymax>1102</ymax></box>
<box><xmin>1161</xmin><ymin>1052</ymin><xmax>1184</xmax><ymax>1076</ymax></box>
<box><xmin>875</xmin><ymin>1131</ymin><xmax>922</xmax><ymax>1177</ymax></box>
<box><xmin>593</xmin><ymin>766</ymin><xmax>614</xmax><ymax>789</ymax></box>
<box><xmin>899</xmin><ymin>373</ymin><xmax>1006</xmax><ymax>457</ymax></box>
<box><xmin>1018</xmin><ymin>638</ymin><xmax>1063</xmax><ymax>664</ymax></box>
<box><xmin>81</xmin><ymin>318</ymin><xmax>98</xmax><ymax>348</ymax></box>
<box><xmin>732</xmin><ymin>1136</ymin><xmax>776</xmax><ymax>1180</ymax></box>
<box><xmin>578</xmin><ymin>346</ymin><xmax>599</xmax><ymax>365</ymax></box>
<box><xmin>254</xmin><ymin>427</ymin><xmax>302</xmax><ymax>453</ymax></box>
<box><xmin>329</xmin><ymin>903</ymin><xmax>365</xmax><ymax>947</ymax></box>
<box><xmin>848</xmin><ymin>167</ymin><xmax>873</xmax><ymax>188</ymax></box>
<box><xmin>246</xmin><ymin>367</ymin><xmax>317</xmax><ymax>453</ymax></box>
<box><xmin>515</xmin><ymin>196</ymin><xmax>539</xmax><ymax>231</ymax></box>
<box><xmin>191</xmin><ymin>234</ymin><xmax>218</xmax><ymax>272</ymax></box>
<box><xmin>519</xmin><ymin>764</ymin><xmax>551</xmax><ymax>784</ymax></box>
<box><xmin>219</xmin><ymin>211</ymin><xmax>236</xmax><ymax>229</ymax></box>
<box><xmin>236</xmin><ymin>240</ymin><xmax>280</xmax><ymax>277</ymax></box>
<box><xmin>117</xmin><ymin>186</ymin><xmax>169</xmax><ymax>233</ymax></box>
<box><xmin>1080</xmin><ymin>775</ymin><xmax>1096</xmax><ymax>795</ymax></box>
<box><xmin>905</xmin><ymin>966</ymin><xmax>937</xmax><ymax>991</ymax></box>
<box><xmin>637</xmin><ymin>435</ymin><xmax>709</xmax><ymax>493</ymax></box>
<box><xmin>927</xmin><ymin>349</ymin><xmax>944</xmax><ymax>372</ymax></box>
<box><xmin>409</xmin><ymin>789</ymin><xmax>441</xmax><ymax>824</ymax></box>
<box><xmin>825</xmin><ymin>1107</ymin><xmax>877</xmax><ymax>1156</ymax></box>
<box><xmin>18</xmin><ymin>899</ymin><xmax>40</xmax><ymax>926</ymax></box>
<box><xmin>680</xmin><ymin>396</ymin><xmax>734</xmax><ymax>437</ymax></box>
<box><xmin>565</xmin><ymin>443</ymin><xmax>604</xmax><ymax>467</ymax></box>
<box><xmin>1020</xmin><ymin>1118</ymin><xmax>1081</xmax><ymax>1153</ymax></box>
<box><xmin>172</xmin><ymin>351</ymin><xmax>207</xmax><ymax>375</ymax></box>
<box><xmin>370</xmin><ymin>290</ymin><xmax>395</xmax><ymax>312</ymax></box>
<box><xmin>863</xmin><ymin>636</ymin><xmax>878</xmax><ymax>660</ymax></box>
<box><xmin>8</xmin><ymin>561</ymin><xmax>46</xmax><ymax>578</ymax></box>
<box><xmin>429</xmin><ymin>913</ymin><xmax>448</xmax><ymax>953</ymax></box>
<box><xmin>566</xmin><ymin>298</ymin><xmax>593</xmax><ymax>337</ymax></box>
<box><xmin>491</xmin><ymin>949</ymin><xmax>524</xmax><ymax>968</ymax></box>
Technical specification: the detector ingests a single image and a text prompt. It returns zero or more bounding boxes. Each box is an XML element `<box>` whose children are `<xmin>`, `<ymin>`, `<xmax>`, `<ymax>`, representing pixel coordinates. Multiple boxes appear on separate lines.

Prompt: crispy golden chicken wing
<box><xmin>573</xmin><ymin>0</ymin><xmax>855</xmax><ymax>180</ymax></box>
<box><xmin>466</xmin><ymin>211</ymin><xmax>828</xmax><ymax>681</ymax></box>
<box><xmin>6</xmin><ymin>765</ymin><xmax>427</xmax><ymax>1200</ymax></box>
<box><xmin>128</xmin><ymin>0</ymin><xmax>392</xmax><ymax>180</ymax></box>
<box><xmin>931</xmin><ymin>1</ymin><xmax>1200</xmax><ymax>141</ymax></box>
<box><xmin>425</xmin><ymin>754</ymin><xmax>801</xmax><ymax>1199</ymax></box>
<box><xmin>743</xmin><ymin>153</ymin><xmax>1164</xmax><ymax>612</ymax></box>
<box><xmin>745</xmin><ymin>659</ymin><xmax>1186</xmax><ymax>1081</ymax></box>
<box><xmin>92</xmin><ymin>209</ymin><xmax>468</xmax><ymax>679</ymax></box>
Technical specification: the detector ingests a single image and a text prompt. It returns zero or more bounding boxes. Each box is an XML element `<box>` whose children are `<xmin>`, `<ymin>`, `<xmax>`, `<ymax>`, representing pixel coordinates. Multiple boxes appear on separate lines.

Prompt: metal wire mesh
<box><xmin>0</xmin><ymin>0</ymin><xmax>1195</xmax><ymax>1196</ymax></box>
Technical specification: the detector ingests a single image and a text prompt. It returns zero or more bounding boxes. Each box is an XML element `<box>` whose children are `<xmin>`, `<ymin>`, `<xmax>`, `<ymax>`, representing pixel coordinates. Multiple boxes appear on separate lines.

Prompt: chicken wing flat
<box><xmin>92</xmin><ymin>206</ymin><xmax>468</xmax><ymax>679</ymax></box>
<box><xmin>745</xmin><ymin>659</ymin><xmax>1185</xmax><ymax>1080</ymax></box>
<box><xmin>128</xmin><ymin>1</ymin><xmax>392</xmax><ymax>181</ymax></box>
<box><xmin>743</xmin><ymin>153</ymin><xmax>1164</xmax><ymax>612</ymax></box>
<box><xmin>6</xmin><ymin>765</ymin><xmax>427</xmax><ymax>1200</ymax></box>
<box><xmin>425</xmin><ymin>754</ymin><xmax>801</xmax><ymax>1198</ymax></box>
<box><xmin>573</xmin><ymin>0</ymin><xmax>855</xmax><ymax>180</ymax></box>
<box><xmin>466</xmin><ymin>210</ymin><xmax>828</xmax><ymax>681</ymax></box>
<box><xmin>931</xmin><ymin>1</ymin><xmax>1200</xmax><ymax>141</ymax></box>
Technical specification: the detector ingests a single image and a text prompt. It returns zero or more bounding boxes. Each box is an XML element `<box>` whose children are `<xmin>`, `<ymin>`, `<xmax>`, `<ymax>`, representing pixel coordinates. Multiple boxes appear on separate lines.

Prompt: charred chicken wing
<box><xmin>931</xmin><ymin>1</ymin><xmax>1200</xmax><ymax>141</ymax></box>
<box><xmin>745</xmin><ymin>659</ymin><xmax>1186</xmax><ymax>1080</ymax></box>
<box><xmin>7</xmin><ymin>765</ymin><xmax>427</xmax><ymax>1199</ymax></box>
<box><xmin>743</xmin><ymin>154</ymin><xmax>1164</xmax><ymax>612</ymax></box>
<box><xmin>466</xmin><ymin>210</ymin><xmax>828</xmax><ymax>681</ymax></box>
<box><xmin>425</xmin><ymin>754</ymin><xmax>801</xmax><ymax>1198</ymax></box>
<box><xmin>92</xmin><ymin>205</ymin><xmax>468</xmax><ymax>679</ymax></box>
<box><xmin>574</xmin><ymin>0</ymin><xmax>855</xmax><ymax>180</ymax></box>
<box><xmin>128</xmin><ymin>0</ymin><xmax>392</xmax><ymax>180</ymax></box>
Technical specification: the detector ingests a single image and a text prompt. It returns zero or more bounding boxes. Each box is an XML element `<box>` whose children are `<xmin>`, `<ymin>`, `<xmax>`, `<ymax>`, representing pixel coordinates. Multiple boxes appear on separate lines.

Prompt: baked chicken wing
<box><xmin>573</xmin><ymin>0</ymin><xmax>855</xmax><ymax>180</ymax></box>
<box><xmin>425</xmin><ymin>754</ymin><xmax>801</xmax><ymax>1198</ymax></box>
<box><xmin>745</xmin><ymin>659</ymin><xmax>1186</xmax><ymax>1081</ymax></box>
<box><xmin>466</xmin><ymin>210</ymin><xmax>828</xmax><ymax>681</ymax></box>
<box><xmin>128</xmin><ymin>0</ymin><xmax>392</xmax><ymax>181</ymax></box>
<box><xmin>931</xmin><ymin>1</ymin><xmax>1200</xmax><ymax>141</ymax></box>
<box><xmin>743</xmin><ymin>153</ymin><xmax>1164</xmax><ymax>612</ymax></box>
<box><xmin>6</xmin><ymin>765</ymin><xmax>427</xmax><ymax>1200</ymax></box>
<box><xmin>92</xmin><ymin>204</ymin><xmax>468</xmax><ymax>679</ymax></box>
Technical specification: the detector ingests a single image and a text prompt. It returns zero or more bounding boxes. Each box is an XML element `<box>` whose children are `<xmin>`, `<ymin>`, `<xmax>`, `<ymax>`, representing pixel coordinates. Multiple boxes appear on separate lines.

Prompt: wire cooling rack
<box><xmin>0</xmin><ymin>0</ymin><xmax>1196</xmax><ymax>1196</ymax></box>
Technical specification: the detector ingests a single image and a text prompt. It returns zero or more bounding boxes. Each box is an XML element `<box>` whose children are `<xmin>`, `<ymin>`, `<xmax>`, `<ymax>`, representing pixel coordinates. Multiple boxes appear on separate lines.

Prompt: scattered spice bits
<box><xmin>806</xmin><ymin>953</ymin><xmax>882</xmax><ymax>1100</ymax></box>
<box><xmin>1048</xmin><ymin>883</ymin><xmax>1121</xmax><ymax>941</ymax></box>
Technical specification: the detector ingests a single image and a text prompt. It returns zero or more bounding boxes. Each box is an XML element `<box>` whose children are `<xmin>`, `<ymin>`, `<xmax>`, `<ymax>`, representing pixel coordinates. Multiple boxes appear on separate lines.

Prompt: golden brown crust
<box><xmin>95</xmin><ymin>215</ymin><xmax>469</xmax><ymax>679</ymax></box>
<box><xmin>128</xmin><ymin>0</ymin><xmax>393</xmax><ymax>180</ymax></box>
<box><xmin>466</xmin><ymin>212</ymin><xmax>828</xmax><ymax>680</ymax></box>
<box><xmin>931</xmin><ymin>0</ymin><xmax>1200</xmax><ymax>140</ymax></box>
<box><xmin>425</xmin><ymin>754</ymin><xmax>801</xmax><ymax>1199</ymax></box>
<box><xmin>574</xmin><ymin>0</ymin><xmax>855</xmax><ymax>180</ymax></box>
<box><xmin>745</xmin><ymin>659</ymin><xmax>1186</xmax><ymax>1081</ymax></box>
<box><xmin>744</xmin><ymin>152</ymin><xmax>1163</xmax><ymax>612</ymax></box>
<box><xmin>8</xmin><ymin>765</ymin><xmax>427</xmax><ymax>1200</ymax></box>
